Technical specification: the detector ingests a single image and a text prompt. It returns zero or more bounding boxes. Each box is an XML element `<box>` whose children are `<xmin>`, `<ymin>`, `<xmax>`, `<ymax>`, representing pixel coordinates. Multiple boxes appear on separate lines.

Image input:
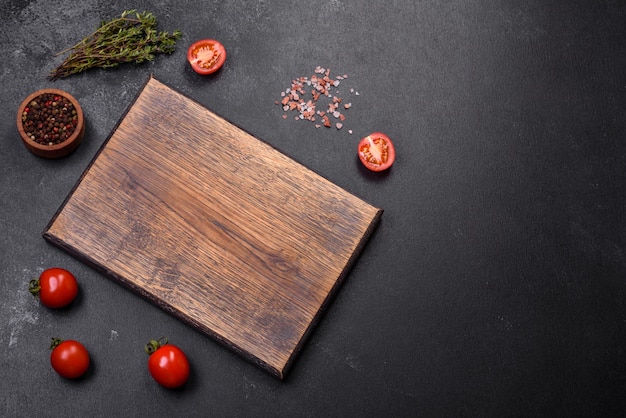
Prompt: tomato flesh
<box><xmin>147</xmin><ymin>343</ymin><xmax>190</xmax><ymax>388</ymax></box>
<box><xmin>50</xmin><ymin>339</ymin><xmax>90</xmax><ymax>379</ymax></box>
<box><xmin>31</xmin><ymin>268</ymin><xmax>79</xmax><ymax>308</ymax></box>
<box><xmin>358</xmin><ymin>132</ymin><xmax>396</xmax><ymax>171</ymax></box>
<box><xmin>187</xmin><ymin>39</ymin><xmax>226</xmax><ymax>75</ymax></box>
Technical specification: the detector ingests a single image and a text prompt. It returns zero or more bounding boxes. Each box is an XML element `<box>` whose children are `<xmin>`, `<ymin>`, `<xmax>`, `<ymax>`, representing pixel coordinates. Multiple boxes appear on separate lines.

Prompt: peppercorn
<box><xmin>21</xmin><ymin>93</ymin><xmax>77</xmax><ymax>145</ymax></box>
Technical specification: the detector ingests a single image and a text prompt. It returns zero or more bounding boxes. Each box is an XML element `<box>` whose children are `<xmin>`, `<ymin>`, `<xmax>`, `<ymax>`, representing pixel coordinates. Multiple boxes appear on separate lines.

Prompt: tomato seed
<box><xmin>193</xmin><ymin>45</ymin><xmax>220</xmax><ymax>69</ymax></box>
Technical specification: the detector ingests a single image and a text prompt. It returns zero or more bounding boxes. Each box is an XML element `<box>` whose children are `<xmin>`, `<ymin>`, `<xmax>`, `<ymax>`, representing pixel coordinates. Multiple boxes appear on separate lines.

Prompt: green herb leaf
<box><xmin>49</xmin><ymin>10</ymin><xmax>182</xmax><ymax>80</ymax></box>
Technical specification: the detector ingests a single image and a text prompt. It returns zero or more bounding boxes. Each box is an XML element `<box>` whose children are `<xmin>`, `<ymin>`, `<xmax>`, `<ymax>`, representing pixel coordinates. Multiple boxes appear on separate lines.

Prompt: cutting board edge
<box><xmin>41</xmin><ymin>228</ymin><xmax>286</xmax><ymax>379</ymax></box>
<box><xmin>43</xmin><ymin>76</ymin><xmax>154</xmax><ymax>235</ymax></box>
<box><xmin>281</xmin><ymin>207</ymin><xmax>384</xmax><ymax>378</ymax></box>
<box><xmin>42</xmin><ymin>205</ymin><xmax>383</xmax><ymax>380</ymax></box>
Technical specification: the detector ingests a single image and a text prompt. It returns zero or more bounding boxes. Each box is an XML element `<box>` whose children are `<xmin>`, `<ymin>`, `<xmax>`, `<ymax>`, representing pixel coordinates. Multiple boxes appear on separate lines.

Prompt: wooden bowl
<box><xmin>17</xmin><ymin>88</ymin><xmax>85</xmax><ymax>158</ymax></box>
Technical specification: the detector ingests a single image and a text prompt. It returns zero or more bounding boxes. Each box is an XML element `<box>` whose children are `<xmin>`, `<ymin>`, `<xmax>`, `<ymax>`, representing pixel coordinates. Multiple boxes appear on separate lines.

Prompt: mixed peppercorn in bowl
<box><xmin>17</xmin><ymin>88</ymin><xmax>85</xmax><ymax>158</ymax></box>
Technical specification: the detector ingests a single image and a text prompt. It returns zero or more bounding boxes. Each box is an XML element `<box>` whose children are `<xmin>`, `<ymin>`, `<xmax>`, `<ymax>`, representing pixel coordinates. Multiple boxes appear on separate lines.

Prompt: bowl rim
<box><xmin>16</xmin><ymin>88</ymin><xmax>85</xmax><ymax>157</ymax></box>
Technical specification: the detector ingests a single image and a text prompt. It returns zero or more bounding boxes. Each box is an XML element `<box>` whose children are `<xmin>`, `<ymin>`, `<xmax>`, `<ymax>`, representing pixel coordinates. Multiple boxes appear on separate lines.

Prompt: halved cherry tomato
<box><xmin>50</xmin><ymin>338</ymin><xmax>90</xmax><ymax>379</ymax></box>
<box><xmin>187</xmin><ymin>39</ymin><xmax>226</xmax><ymax>75</ymax></box>
<box><xmin>29</xmin><ymin>267</ymin><xmax>78</xmax><ymax>308</ymax></box>
<box><xmin>144</xmin><ymin>337</ymin><xmax>190</xmax><ymax>389</ymax></box>
<box><xmin>357</xmin><ymin>132</ymin><xmax>396</xmax><ymax>172</ymax></box>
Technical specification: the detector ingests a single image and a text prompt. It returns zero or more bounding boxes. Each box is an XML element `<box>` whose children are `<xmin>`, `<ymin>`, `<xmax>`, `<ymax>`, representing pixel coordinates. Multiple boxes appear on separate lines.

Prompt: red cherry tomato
<box><xmin>50</xmin><ymin>338</ymin><xmax>90</xmax><ymax>379</ymax></box>
<box><xmin>144</xmin><ymin>337</ymin><xmax>190</xmax><ymax>389</ymax></box>
<box><xmin>29</xmin><ymin>268</ymin><xmax>78</xmax><ymax>308</ymax></box>
<box><xmin>357</xmin><ymin>132</ymin><xmax>396</xmax><ymax>172</ymax></box>
<box><xmin>187</xmin><ymin>39</ymin><xmax>226</xmax><ymax>75</ymax></box>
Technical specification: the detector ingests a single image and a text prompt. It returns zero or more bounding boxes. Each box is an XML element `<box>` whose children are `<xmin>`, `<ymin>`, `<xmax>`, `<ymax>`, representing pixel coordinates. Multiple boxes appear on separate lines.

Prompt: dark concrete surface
<box><xmin>2</xmin><ymin>1</ymin><xmax>625</xmax><ymax>417</ymax></box>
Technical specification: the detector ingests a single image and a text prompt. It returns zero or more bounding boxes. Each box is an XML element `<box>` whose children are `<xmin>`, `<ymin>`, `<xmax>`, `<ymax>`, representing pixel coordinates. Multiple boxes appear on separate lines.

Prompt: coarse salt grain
<box><xmin>277</xmin><ymin>67</ymin><xmax>358</xmax><ymax>134</ymax></box>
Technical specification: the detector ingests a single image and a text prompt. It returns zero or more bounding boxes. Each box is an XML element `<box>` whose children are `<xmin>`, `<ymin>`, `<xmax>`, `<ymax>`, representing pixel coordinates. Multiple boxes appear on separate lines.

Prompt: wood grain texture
<box><xmin>43</xmin><ymin>76</ymin><xmax>382</xmax><ymax>379</ymax></box>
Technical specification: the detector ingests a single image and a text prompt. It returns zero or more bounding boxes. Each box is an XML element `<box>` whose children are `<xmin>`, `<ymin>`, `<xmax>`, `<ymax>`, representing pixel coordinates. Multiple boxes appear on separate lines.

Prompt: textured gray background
<box><xmin>2</xmin><ymin>1</ymin><xmax>625</xmax><ymax>417</ymax></box>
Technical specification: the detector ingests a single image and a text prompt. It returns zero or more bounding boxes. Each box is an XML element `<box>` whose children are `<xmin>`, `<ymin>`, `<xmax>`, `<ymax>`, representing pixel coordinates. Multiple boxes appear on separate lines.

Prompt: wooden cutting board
<box><xmin>43</xmin><ymin>76</ymin><xmax>382</xmax><ymax>379</ymax></box>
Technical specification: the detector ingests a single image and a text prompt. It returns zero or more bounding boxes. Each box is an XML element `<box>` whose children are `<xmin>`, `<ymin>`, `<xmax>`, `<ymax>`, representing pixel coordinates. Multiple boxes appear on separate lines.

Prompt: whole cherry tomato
<box><xmin>50</xmin><ymin>338</ymin><xmax>90</xmax><ymax>379</ymax></box>
<box><xmin>357</xmin><ymin>132</ymin><xmax>396</xmax><ymax>172</ymax></box>
<box><xmin>29</xmin><ymin>268</ymin><xmax>79</xmax><ymax>308</ymax></box>
<box><xmin>144</xmin><ymin>337</ymin><xmax>190</xmax><ymax>388</ymax></box>
<box><xmin>187</xmin><ymin>39</ymin><xmax>226</xmax><ymax>75</ymax></box>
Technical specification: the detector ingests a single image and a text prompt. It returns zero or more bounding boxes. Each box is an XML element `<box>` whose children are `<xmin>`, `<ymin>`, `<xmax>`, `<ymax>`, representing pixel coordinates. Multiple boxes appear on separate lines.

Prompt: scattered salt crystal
<box><xmin>278</xmin><ymin>67</ymin><xmax>358</xmax><ymax>134</ymax></box>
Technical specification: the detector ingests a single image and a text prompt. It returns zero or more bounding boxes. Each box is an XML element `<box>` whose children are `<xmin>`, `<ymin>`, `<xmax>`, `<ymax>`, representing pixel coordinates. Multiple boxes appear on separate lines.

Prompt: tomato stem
<box><xmin>144</xmin><ymin>337</ymin><xmax>168</xmax><ymax>355</ymax></box>
<box><xmin>50</xmin><ymin>337</ymin><xmax>64</xmax><ymax>350</ymax></box>
<box><xmin>28</xmin><ymin>279</ymin><xmax>41</xmax><ymax>298</ymax></box>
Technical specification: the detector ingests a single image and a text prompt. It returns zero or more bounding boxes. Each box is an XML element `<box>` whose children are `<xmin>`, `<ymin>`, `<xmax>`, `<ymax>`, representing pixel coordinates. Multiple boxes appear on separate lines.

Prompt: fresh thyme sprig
<box><xmin>49</xmin><ymin>10</ymin><xmax>182</xmax><ymax>81</ymax></box>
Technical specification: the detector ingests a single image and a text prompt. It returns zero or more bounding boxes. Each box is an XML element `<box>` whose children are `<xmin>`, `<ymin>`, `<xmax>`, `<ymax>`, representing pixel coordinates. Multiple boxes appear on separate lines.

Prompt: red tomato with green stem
<box><xmin>357</xmin><ymin>132</ymin><xmax>396</xmax><ymax>172</ymax></box>
<box><xmin>187</xmin><ymin>39</ymin><xmax>226</xmax><ymax>75</ymax></box>
<box><xmin>50</xmin><ymin>338</ymin><xmax>90</xmax><ymax>379</ymax></box>
<box><xmin>145</xmin><ymin>337</ymin><xmax>190</xmax><ymax>389</ymax></box>
<box><xmin>29</xmin><ymin>268</ymin><xmax>79</xmax><ymax>308</ymax></box>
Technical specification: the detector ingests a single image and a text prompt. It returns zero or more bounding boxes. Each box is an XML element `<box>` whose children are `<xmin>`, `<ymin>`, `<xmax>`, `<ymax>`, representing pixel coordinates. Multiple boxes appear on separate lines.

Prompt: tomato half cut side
<box><xmin>187</xmin><ymin>39</ymin><xmax>226</xmax><ymax>75</ymax></box>
<box><xmin>357</xmin><ymin>132</ymin><xmax>396</xmax><ymax>172</ymax></box>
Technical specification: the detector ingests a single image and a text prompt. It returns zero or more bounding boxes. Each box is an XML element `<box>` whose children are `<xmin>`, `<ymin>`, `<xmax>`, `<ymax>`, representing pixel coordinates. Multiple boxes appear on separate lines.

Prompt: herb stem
<box><xmin>49</xmin><ymin>10</ymin><xmax>181</xmax><ymax>81</ymax></box>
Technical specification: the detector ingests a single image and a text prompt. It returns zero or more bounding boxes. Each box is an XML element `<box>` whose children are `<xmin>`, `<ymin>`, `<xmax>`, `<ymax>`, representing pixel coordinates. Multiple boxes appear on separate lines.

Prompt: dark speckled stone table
<box><xmin>1</xmin><ymin>1</ymin><xmax>625</xmax><ymax>416</ymax></box>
